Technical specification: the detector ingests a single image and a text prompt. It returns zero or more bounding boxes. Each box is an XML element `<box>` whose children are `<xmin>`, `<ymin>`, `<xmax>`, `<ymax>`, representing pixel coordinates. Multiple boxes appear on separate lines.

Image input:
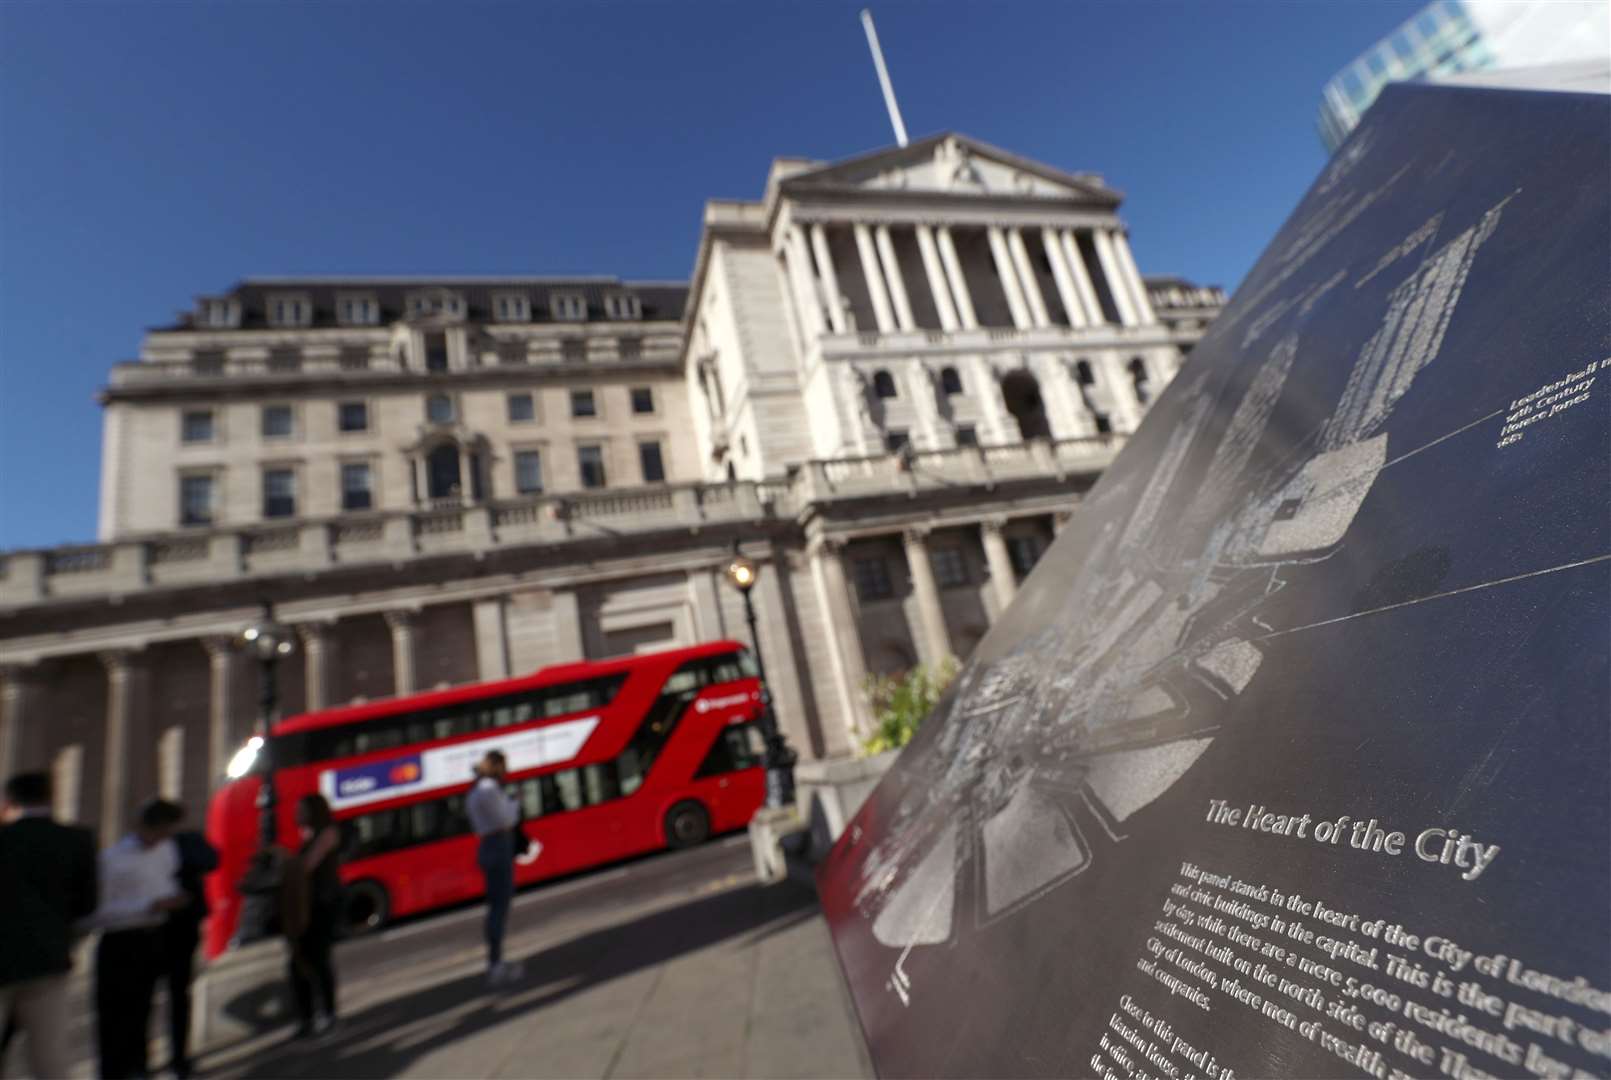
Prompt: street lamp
<box><xmin>234</xmin><ymin>602</ymin><xmax>295</xmax><ymax>944</ymax></box>
<box><xmin>724</xmin><ymin>541</ymin><xmax>798</xmax><ymax>809</ymax></box>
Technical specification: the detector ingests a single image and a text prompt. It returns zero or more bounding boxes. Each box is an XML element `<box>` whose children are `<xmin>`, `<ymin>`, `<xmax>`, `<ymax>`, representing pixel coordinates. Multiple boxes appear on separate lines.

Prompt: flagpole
<box><xmin>860</xmin><ymin>9</ymin><xmax>909</xmax><ymax>147</ymax></box>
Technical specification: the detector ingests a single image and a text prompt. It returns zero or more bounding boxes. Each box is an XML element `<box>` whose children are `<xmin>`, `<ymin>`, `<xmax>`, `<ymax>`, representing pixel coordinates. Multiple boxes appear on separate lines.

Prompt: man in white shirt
<box><xmin>89</xmin><ymin>799</ymin><xmax>186</xmax><ymax>1079</ymax></box>
<box><xmin>467</xmin><ymin>751</ymin><xmax>524</xmax><ymax>986</ymax></box>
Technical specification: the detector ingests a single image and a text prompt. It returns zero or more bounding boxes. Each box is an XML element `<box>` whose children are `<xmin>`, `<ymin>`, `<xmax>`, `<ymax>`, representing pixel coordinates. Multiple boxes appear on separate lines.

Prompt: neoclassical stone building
<box><xmin>0</xmin><ymin>133</ymin><xmax>1223</xmax><ymax>842</ymax></box>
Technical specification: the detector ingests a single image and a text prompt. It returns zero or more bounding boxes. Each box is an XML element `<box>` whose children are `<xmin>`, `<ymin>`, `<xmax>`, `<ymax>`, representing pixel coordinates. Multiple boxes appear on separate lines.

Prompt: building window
<box><xmin>638</xmin><ymin>441</ymin><xmax>665</xmax><ymax>484</ymax></box>
<box><xmin>578</xmin><ymin>445</ymin><xmax>607</xmax><ymax>489</ymax></box>
<box><xmin>200</xmin><ymin>299</ymin><xmax>238</xmax><ymax>328</ymax></box>
<box><xmin>1129</xmin><ymin>357</ymin><xmax>1152</xmax><ymax>405</ymax></box>
<box><xmin>561</xmin><ymin>338</ymin><xmax>586</xmax><ymax>364</ymax></box>
<box><xmin>179</xmin><ymin>475</ymin><xmax>215</xmax><ymax>527</ymax></box>
<box><xmin>1074</xmin><ymin>359</ymin><xmax>1096</xmax><ymax>385</ymax></box>
<box><xmin>262</xmin><ymin>469</ymin><xmax>297</xmax><ymax>519</ymax></box>
<box><xmin>267</xmin><ymin>348</ymin><xmax>301</xmax><ymax>373</ymax></box>
<box><xmin>267</xmin><ymin>295</ymin><xmax>309</xmax><ymax>327</ymax></box>
<box><xmin>852</xmin><ymin>557</ymin><xmax>894</xmax><ymax>602</ymax></box>
<box><xmin>931</xmin><ymin>547</ymin><xmax>967</xmax><ymax>588</ymax></box>
<box><xmin>630</xmin><ymin>387</ymin><xmax>654</xmax><ymax>414</ymax></box>
<box><xmin>425</xmin><ymin>332</ymin><xmax>449</xmax><ymax>372</ymax></box>
<box><xmin>493</xmin><ymin>294</ymin><xmax>530</xmax><ymax>322</ymax></box>
<box><xmin>604</xmin><ymin>293</ymin><xmax>641</xmax><ymax>320</ymax></box>
<box><xmin>872</xmin><ymin>369</ymin><xmax>898</xmax><ymax>398</ymax></box>
<box><xmin>618</xmin><ymin>337</ymin><xmax>642</xmax><ymax>362</ymax></box>
<box><xmin>940</xmin><ymin>366</ymin><xmax>964</xmax><ymax>395</ymax></box>
<box><xmin>192</xmin><ymin>350</ymin><xmax>226</xmax><ymax>376</ymax></box>
<box><xmin>955</xmin><ymin>425</ymin><xmax>978</xmax><ymax>447</ymax></box>
<box><xmin>341</xmin><ymin>462</ymin><xmax>373</xmax><ymax>511</ymax></box>
<box><xmin>339</xmin><ymin>347</ymin><xmax>370</xmax><ymax>371</ymax></box>
<box><xmin>338</xmin><ymin>296</ymin><xmax>379</xmax><ymax>325</ymax></box>
<box><xmin>338</xmin><ymin>401</ymin><xmax>369</xmax><ymax>433</ymax></box>
<box><xmin>570</xmin><ymin>389</ymin><xmax>597</xmax><ymax>418</ymax></box>
<box><xmin>181</xmin><ymin>410</ymin><xmax>214</xmax><ymax>444</ymax></box>
<box><xmin>408</xmin><ymin>291</ymin><xmax>462</xmax><ymax>318</ymax></box>
<box><xmin>425</xmin><ymin>394</ymin><xmax>455</xmax><ymax>424</ymax></box>
<box><xmin>551</xmin><ymin>293</ymin><xmax>586</xmax><ymax>321</ymax></box>
<box><xmin>514</xmin><ymin>450</ymin><xmax>544</xmax><ymax>494</ymax></box>
<box><xmin>1007</xmin><ymin>535</ymin><xmax>1044</xmax><ymax>578</ymax></box>
<box><xmin>261</xmin><ymin>404</ymin><xmax>294</xmax><ymax>439</ymax></box>
<box><xmin>1093</xmin><ymin>412</ymin><xmax>1113</xmax><ymax>434</ymax></box>
<box><xmin>885</xmin><ymin>430</ymin><xmax>909</xmax><ymax>453</ymax></box>
<box><xmin>507</xmin><ymin>393</ymin><xmax>535</xmax><ymax>423</ymax></box>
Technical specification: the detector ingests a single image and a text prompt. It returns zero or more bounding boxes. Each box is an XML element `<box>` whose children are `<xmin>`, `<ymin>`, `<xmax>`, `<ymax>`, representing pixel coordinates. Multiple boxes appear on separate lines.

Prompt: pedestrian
<box><xmin>466</xmin><ymin>750</ymin><xmax>524</xmax><ymax>986</ymax></box>
<box><xmin>161</xmin><ymin>816</ymin><xmax>218</xmax><ymax>1079</ymax></box>
<box><xmin>0</xmin><ymin>771</ymin><xmax>98</xmax><ymax>1080</ymax></box>
<box><xmin>90</xmin><ymin>797</ymin><xmax>186</xmax><ymax>1080</ymax></box>
<box><xmin>286</xmin><ymin>793</ymin><xmax>342</xmax><ymax>1038</ymax></box>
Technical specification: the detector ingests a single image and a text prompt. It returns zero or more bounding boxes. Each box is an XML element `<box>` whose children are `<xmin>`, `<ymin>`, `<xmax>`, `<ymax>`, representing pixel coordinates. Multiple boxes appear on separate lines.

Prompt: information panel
<box><xmin>817</xmin><ymin>83</ymin><xmax>1610</xmax><ymax>1079</ymax></box>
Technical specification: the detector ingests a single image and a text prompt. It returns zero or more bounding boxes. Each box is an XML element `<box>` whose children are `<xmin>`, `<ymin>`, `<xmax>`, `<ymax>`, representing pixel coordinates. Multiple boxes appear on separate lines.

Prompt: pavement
<box><xmin>14</xmin><ymin>834</ymin><xmax>872</xmax><ymax>1080</ymax></box>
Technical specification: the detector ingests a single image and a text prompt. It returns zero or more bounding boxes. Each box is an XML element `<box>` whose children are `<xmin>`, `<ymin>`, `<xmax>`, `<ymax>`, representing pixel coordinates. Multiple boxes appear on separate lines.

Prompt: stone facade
<box><xmin>0</xmin><ymin>133</ymin><xmax>1224</xmax><ymax>843</ymax></box>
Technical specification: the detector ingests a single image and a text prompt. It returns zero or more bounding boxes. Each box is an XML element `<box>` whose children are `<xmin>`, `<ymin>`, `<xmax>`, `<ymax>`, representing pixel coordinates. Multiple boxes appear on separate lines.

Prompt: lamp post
<box><xmin>234</xmin><ymin>602</ymin><xmax>295</xmax><ymax>944</ymax></box>
<box><xmin>724</xmin><ymin>541</ymin><xmax>798</xmax><ymax>809</ymax></box>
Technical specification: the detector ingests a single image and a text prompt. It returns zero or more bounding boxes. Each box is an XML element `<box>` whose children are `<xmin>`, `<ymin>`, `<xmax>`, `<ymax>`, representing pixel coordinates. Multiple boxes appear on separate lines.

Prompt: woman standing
<box><xmin>287</xmin><ymin>793</ymin><xmax>342</xmax><ymax>1037</ymax></box>
<box><xmin>466</xmin><ymin>750</ymin><xmax>524</xmax><ymax>986</ymax></box>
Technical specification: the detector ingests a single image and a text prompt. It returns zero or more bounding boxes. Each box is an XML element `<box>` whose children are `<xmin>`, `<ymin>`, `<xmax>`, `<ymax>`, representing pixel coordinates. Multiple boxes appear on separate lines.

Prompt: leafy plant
<box><xmin>860</xmin><ymin>658</ymin><xmax>958</xmax><ymax>755</ymax></box>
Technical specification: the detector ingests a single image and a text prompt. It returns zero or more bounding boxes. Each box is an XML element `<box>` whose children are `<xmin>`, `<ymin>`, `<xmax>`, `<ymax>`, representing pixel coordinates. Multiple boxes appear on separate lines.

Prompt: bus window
<box><xmin>351</xmin><ymin>807</ymin><xmax>404</xmax><ymax>859</ymax></box>
<box><xmin>553</xmin><ymin>769</ymin><xmax>584</xmax><ymax>812</ymax></box>
<box><xmin>617</xmin><ymin>746</ymin><xmax>647</xmax><ymax>796</ymax></box>
<box><xmin>696</xmin><ymin>723</ymin><xmax>765</xmax><ymax>777</ymax></box>
<box><xmin>408</xmin><ymin>800</ymin><xmax>441</xmax><ymax>841</ymax></box>
<box><xmin>583</xmin><ymin>762</ymin><xmax>620</xmax><ymax>806</ymax></box>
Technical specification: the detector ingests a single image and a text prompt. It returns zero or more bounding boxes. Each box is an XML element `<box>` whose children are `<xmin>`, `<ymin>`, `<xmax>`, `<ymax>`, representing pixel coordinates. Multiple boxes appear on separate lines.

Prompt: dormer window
<box><xmin>604</xmin><ymin>293</ymin><xmax>641</xmax><ymax>320</ymax></box>
<box><xmin>407</xmin><ymin>290</ymin><xmax>464</xmax><ymax>319</ymax></box>
<box><xmin>338</xmin><ymin>294</ymin><xmax>379</xmax><ymax>326</ymax></box>
<box><xmin>493</xmin><ymin>293</ymin><xmax>530</xmax><ymax>322</ymax></box>
<box><xmin>199</xmin><ymin>299</ymin><xmax>240</xmax><ymax>329</ymax></box>
<box><xmin>550</xmin><ymin>293</ymin><xmax>587</xmax><ymax>321</ymax></box>
<box><xmin>267</xmin><ymin>294</ymin><xmax>311</xmax><ymax>328</ymax></box>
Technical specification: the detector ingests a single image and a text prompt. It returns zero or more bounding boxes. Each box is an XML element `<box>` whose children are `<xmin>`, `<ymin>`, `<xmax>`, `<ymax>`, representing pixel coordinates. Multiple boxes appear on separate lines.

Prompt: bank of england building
<box><xmin>0</xmin><ymin>133</ymin><xmax>1223</xmax><ymax>841</ymax></box>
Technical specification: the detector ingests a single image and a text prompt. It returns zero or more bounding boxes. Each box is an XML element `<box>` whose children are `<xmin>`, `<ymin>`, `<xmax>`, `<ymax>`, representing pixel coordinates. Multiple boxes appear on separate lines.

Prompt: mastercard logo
<box><xmin>389</xmin><ymin>762</ymin><xmax>421</xmax><ymax>783</ymax></box>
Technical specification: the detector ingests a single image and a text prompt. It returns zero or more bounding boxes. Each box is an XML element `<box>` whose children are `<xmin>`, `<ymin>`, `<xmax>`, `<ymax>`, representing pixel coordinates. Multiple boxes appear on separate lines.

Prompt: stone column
<box><xmin>809</xmin><ymin>225</ymin><xmax>848</xmax><ymax>333</ymax></box>
<box><xmin>981</xmin><ymin>518</ymin><xmax>1018</xmax><ymax>614</ymax></box>
<box><xmin>852</xmin><ymin>223</ymin><xmax>896</xmax><ymax>333</ymax></box>
<box><xmin>904</xmin><ymin>361</ymin><xmax>943</xmax><ymax>450</ymax></box>
<box><xmin>298</xmin><ymin>620</ymin><xmax>334</xmax><ymax>711</ymax></box>
<box><xmin>1060</xmin><ymin>230</ymin><xmax>1105</xmax><ymax>326</ymax></box>
<box><xmin>1007</xmin><ymin>229</ymin><xmax>1051</xmax><ymax>327</ymax></box>
<box><xmin>935</xmin><ymin>227</ymin><xmax>978</xmax><ymax>329</ymax></box>
<box><xmin>550</xmin><ymin>589</ymin><xmax>586</xmax><ymax>661</ymax></box>
<box><xmin>1092</xmin><ymin>229</ymin><xmax>1140</xmax><ymax>327</ymax></box>
<box><xmin>808</xmin><ymin>538</ymin><xmax>871</xmax><ymax>744</ymax></box>
<box><xmin>785</xmin><ymin>225</ymin><xmax>826</xmax><ymax>339</ymax></box>
<box><xmin>0</xmin><ymin>663</ymin><xmax>39</xmax><ymax>785</ymax></box>
<box><xmin>99</xmin><ymin>650</ymin><xmax>137</xmax><ymax>846</ymax></box>
<box><xmin>902</xmin><ymin>529</ymin><xmax>954</xmax><ymax>666</ymax></box>
<box><xmin>914</xmin><ymin>224</ymin><xmax>960</xmax><ymax>331</ymax></box>
<box><xmin>385</xmin><ymin>610</ymin><xmax>418</xmax><ymax>696</ymax></box>
<box><xmin>874</xmin><ymin>225</ymin><xmax>915</xmax><ymax>331</ymax></box>
<box><xmin>1112</xmin><ymin>229</ymin><xmax>1159</xmax><ymax>325</ymax></box>
<box><xmin>986</xmin><ymin>226</ymin><xmax>1032</xmax><ymax>329</ymax></box>
<box><xmin>753</xmin><ymin>550</ymin><xmax>819</xmax><ymax>757</ymax></box>
<box><xmin>472</xmin><ymin>598</ymin><xmax>510</xmax><ymax>681</ymax></box>
<box><xmin>689</xmin><ymin>569</ymin><xmax>728</xmax><ymax>641</ymax></box>
<box><xmin>203</xmin><ymin>636</ymin><xmax>239</xmax><ymax>783</ymax></box>
<box><xmin>1042</xmin><ymin>226</ymin><xmax>1088</xmax><ymax>329</ymax></box>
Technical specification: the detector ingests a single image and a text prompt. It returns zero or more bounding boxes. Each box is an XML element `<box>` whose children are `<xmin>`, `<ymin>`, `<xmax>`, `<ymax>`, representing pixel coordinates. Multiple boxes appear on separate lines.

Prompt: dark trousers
<box><xmin>287</xmin><ymin>914</ymin><xmax>337</xmax><ymax>1024</ymax></box>
<box><xmin>161</xmin><ymin>920</ymin><xmax>200</xmax><ymax>1074</ymax></box>
<box><xmin>97</xmin><ymin>928</ymin><xmax>161</xmax><ymax>1080</ymax></box>
<box><xmin>477</xmin><ymin>832</ymin><xmax>515</xmax><ymax>967</ymax></box>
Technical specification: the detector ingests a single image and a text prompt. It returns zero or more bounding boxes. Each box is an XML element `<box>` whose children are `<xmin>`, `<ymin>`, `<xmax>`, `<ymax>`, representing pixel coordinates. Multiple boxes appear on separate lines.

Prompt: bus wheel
<box><xmin>341</xmin><ymin>880</ymin><xmax>389</xmax><ymax>937</ymax></box>
<box><xmin>664</xmin><ymin>801</ymin><xmax>710</xmax><ymax>849</ymax></box>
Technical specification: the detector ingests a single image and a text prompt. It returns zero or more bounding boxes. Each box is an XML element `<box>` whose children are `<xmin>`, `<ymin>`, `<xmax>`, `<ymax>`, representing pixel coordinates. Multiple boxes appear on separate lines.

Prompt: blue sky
<box><xmin>0</xmin><ymin>0</ymin><xmax>1418</xmax><ymax>549</ymax></box>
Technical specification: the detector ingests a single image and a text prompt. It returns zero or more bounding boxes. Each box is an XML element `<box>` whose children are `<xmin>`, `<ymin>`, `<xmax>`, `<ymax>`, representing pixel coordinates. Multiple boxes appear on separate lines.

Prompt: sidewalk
<box><xmin>194</xmin><ymin>868</ymin><xmax>871</xmax><ymax>1078</ymax></box>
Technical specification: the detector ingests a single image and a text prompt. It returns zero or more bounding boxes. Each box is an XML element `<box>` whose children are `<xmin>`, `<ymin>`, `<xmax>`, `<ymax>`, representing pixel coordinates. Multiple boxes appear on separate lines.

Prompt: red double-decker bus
<box><xmin>204</xmin><ymin>640</ymin><xmax>768</xmax><ymax>957</ymax></box>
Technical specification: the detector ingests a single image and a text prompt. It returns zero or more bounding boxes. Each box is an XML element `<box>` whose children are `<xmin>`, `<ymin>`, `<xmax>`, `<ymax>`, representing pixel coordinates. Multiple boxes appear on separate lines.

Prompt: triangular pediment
<box><xmin>780</xmin><ymin>133</ymin><xmax>1120</xmax><ymax>206</ymax></box>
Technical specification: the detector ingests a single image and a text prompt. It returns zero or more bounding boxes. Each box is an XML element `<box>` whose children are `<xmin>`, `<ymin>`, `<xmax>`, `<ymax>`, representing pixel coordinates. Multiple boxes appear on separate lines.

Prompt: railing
<box><xmin>0</xmin><ymin>437</ymin><xmax>1124</xmax><ymax>608</ymax></box>
<box><xmin>815</xmin><ymin>322</ymin><xmax>1174</xmax><ymax>358</ymax></box>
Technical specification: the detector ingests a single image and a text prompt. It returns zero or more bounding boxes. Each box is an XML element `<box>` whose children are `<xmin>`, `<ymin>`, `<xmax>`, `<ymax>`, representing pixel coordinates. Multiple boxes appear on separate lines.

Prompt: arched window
<box><xmin>426</xmin><ymin>394</ymin><xmax>455</xmax><ymax>424</ymax></box>
<box><xmin>872</xmin><ymin>369</ymin><xmax>898</xmax><ymax>399</ymax></box>
<box><xmin>1128</xmin><ymin>357</ymin><xmax>1152</xmax><ymax>405</ymax></box>
<box><xmin>1074</xmin><ymin>360</ymin><xmax>1096</xmax><ymax>386</ymax></box>
<box><xmin>940</xmin><ymin>366</ymin><xmax>963</xmax><ymax>396</ymax></box>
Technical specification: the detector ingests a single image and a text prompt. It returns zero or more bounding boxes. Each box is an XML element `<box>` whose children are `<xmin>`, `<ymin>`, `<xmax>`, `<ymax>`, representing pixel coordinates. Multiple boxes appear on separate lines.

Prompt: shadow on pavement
<box><xmin>217</xmin><ymin>880</ymin><xmax>819</xmax><ymax>1079</ymax></box>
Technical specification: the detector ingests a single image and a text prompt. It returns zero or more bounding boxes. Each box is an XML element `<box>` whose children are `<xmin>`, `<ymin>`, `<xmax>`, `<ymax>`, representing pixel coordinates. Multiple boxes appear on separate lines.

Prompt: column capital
<box><xmin>383</xmin><ymin>608</ymin><xmax>420</xmax><ymax>632</ymax></box>
<box><xmin>812</xmin><ymin>534</ymin><xmax>850</xmax><ymax>556</ymax></box>
<box><xmin>201</xmin><ymin>634</ymin><xmax>237</xmax><ymax>661</ymax></box>
<box><xmin>97</xmin><ymin>647</ymin><xmax>143</xmax><ymax>675</ymax></box>
<box><xmin>981</xmin><ymin>515</ymin><xmax>1011</xmax><ymax>535</ymax></box>
<box><xmin>902</xmin><ymin>526</ymin><xmax>932</xmax><ymax>546</ymax></box>
<box><xmin>297</xmin><ymin>618</ymin><xmax>338</xmax><ymax>647</ymax></box>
